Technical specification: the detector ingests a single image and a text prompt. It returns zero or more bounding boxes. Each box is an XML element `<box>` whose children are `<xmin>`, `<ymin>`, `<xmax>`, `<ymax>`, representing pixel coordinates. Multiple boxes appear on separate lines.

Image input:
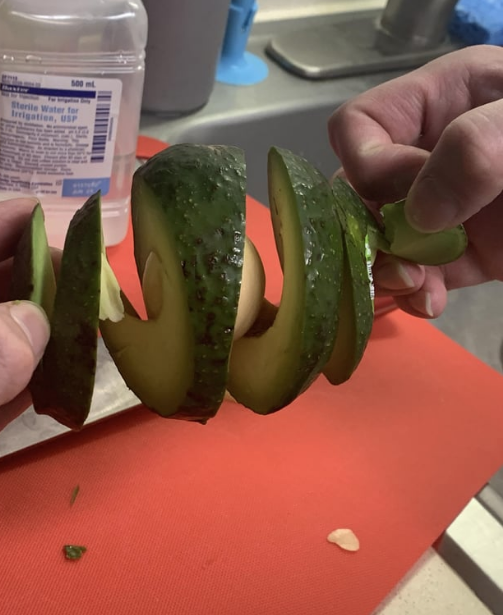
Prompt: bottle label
<box><xmin>0</xmin><ymin>72</ymin><xmax>122</xmax><ymax>199</ymax></box>
<box><xmin>364</xmin><ymin>234</ymin><xmax>375</xmax><ymax>312</ymax></box>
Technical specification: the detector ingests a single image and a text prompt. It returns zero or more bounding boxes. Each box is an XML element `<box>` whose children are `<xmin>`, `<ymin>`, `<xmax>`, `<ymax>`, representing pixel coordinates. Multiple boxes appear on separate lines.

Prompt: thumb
<box><xmin>0</xmin><ymin>301</ymin><xmax>50</xmax><ymax>406</ymax></box>
<box><xmin>404</xmin><ymin>100</ymin><xmax>503</xmax><ymax>232</ymax></box>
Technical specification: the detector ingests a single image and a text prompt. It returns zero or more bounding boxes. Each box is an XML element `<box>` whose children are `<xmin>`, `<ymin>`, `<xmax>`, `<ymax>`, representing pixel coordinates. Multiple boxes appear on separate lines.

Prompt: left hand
<box><xmin>0</xmin><ymin>198</ymin><xmax>52</xmax><ymax>431</ymax></box>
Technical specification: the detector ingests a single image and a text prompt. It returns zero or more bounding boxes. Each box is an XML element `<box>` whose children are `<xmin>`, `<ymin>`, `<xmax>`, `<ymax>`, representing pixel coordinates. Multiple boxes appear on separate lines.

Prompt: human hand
<box><xmin>328</xmin><ymin>45</ymin><xmax>503</xmax><ymax>319</ymax></box>
<box><xmin>0</xmin><ymin>198</ymin><xmax>51</xmax><ymax>431</ymax></box>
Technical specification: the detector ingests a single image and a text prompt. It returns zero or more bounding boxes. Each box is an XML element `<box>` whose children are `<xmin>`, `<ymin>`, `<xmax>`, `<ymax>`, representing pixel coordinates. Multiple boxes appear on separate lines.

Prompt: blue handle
<box><xmin>221</xmin><ymin>0</ymin><xmax>259</xmax><ymax>59</ymax></box>
<box><xmin>231</xmin><ymin>0</ymin><xmax>255</xmax><ymax>9</ymax></box>
<box><xmin>216</xmin><ymin>0</ymin><xmax>269</xmax><ymax>86</ymax></box>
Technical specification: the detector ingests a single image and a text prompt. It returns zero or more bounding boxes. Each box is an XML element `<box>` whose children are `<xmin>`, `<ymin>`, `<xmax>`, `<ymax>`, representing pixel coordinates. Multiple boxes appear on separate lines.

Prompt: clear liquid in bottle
<box><xmin>0</xmin><ymin>0</ymin><xmax>148</xmax><ymax>248</ymax></box>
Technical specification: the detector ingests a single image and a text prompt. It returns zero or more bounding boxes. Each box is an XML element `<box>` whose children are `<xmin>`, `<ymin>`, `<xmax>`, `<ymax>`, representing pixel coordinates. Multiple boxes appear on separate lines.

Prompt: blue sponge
<box><xmin>449</xmin><ymin>0</ymin><xmax>503</xmax><ymax>46</ymax></box>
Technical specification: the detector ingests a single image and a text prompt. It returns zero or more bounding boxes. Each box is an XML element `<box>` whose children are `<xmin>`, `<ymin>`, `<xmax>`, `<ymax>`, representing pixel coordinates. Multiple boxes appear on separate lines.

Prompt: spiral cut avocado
<box><xmin>9</xmin><ymin>144</ymin><xmax>468</xmax><ymax>430</ymax></box>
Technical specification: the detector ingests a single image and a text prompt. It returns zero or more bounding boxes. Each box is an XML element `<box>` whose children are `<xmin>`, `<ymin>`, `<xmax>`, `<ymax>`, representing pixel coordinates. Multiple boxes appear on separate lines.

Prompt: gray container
<box><xmin>141</xmin><ymin>0</ymin><xmax>230</xmax><ymax>116</ymax></box>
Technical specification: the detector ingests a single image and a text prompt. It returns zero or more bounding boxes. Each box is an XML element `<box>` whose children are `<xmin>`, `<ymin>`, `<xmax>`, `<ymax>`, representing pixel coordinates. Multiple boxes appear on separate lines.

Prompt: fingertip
<box><xmin>405</xmin><ymin>290</ymin><xmax>435</xmax><ymax>318</ymax></box>
<box><xmin>0</xmin><ymin>301</ymin><xmax>49</xmax><ymax>406</ymax></box>
<box><xmin>8</xmin><ymin>301</ymin><xmax>50</xmax><ymax>364</ymax></box>
<box><xmin>373</xmin><ymin>255</ymin><xmax>425</xmax><ymax>295</ymax></box>
<box><xmin>394</xmin><ymin>267</ymin><xmax>448</xmax><ymax>318</ymax></box>
<box><xmin>405</xmin><ymin>176</ymin><xmax>458</xmax><ymax>233</ymax></box>
<box><xmin>329</xmin><ymin>167</ymin><xmax>347</xmax><ymax>186</ymax></box>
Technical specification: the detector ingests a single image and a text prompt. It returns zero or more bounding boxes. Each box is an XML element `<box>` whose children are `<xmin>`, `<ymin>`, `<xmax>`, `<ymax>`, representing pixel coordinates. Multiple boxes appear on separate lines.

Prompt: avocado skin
<box><xmin>274</xmin><ymin>147</ymin><xmax>345</xmax><ymax>394</ymax></box>
<box><xmin>31</xmin><ymin>193</ymin><xmax>102</xmax><ymax>430</ymax></box>
<box><xmin>227</xmin><ymin>147</ymin><xmax>344</xmax><ymax>414</ymax></box>
<box><xmin>323</xmin><ymin>178</ymin><xmax>375</xmax><ymax>385</ymax></box>
<box><xmin>132</xmin><ymin>144</ymin><xmax>247</xmax><ymax>421</ymax></box>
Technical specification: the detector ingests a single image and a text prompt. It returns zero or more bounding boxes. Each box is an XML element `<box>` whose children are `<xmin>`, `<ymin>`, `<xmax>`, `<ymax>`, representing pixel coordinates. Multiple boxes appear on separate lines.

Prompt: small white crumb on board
<box><xmin>327</xmin><ymin>529</ymin><xmax>360</xmax><ymax>552</ymax></box>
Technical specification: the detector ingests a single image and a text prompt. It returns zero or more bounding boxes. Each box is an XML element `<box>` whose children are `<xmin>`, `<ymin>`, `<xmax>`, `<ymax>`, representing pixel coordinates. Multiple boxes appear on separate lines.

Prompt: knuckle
<box><xmin>443</xmin><ymin>115</ymin><xmax>495</xmax><ymax>183</ymax></box>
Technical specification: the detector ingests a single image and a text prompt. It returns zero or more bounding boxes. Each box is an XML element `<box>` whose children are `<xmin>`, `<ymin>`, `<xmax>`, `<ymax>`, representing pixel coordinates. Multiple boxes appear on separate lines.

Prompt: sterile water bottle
<box><xmin>0</xmin><ymin>0</ymin><xmax>148</xmax><ymax>248</ymax></box>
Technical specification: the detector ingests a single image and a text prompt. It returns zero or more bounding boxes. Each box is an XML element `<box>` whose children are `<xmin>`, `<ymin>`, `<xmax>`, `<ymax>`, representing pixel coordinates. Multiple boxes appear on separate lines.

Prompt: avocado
<box><xmin>379</xmin><ymin>200</ymin><xmax>468</xmax><ymax>265</ymax></box>
<box><xmin>226</xmin><ymin>146</ymin><xmax>344</xmax><ymax>414</ymax></box>
<box><xmin>100</xmin><ymin>144</ymin><xmax>247</xmax><ymax>423</ymax></box>
<box><xmin>322</xmin><ymin>180</ymin><xmax>468</xmax><ymax>386</ymax></box>
<box><xmin>8</xmin><ymin>145</ymin><xmax>470</xmax><ymax>430</ymax></box>
<box><xmin>233</xmin><ymin>237</ymin><xmax>266</xmax><ymax>341</ymax></box>
<box><xmin>10</xmin><ymin>202</ymin><xmax>56</xmax><ymax>320</ymax></box>
<box><xmin>323</xmin><ymin>178</ymin><xmax>375</xmax><ymax>385</ymax></box>
<box><xmin>10</xmin><ymin>202</ymin><xmax>57</xmax><ymax>401</ymax></box>
<box><xmin>10</xmin><ymin>192</ymin><xmax>123</xmax><ymax>430</ymax></box>
<box><xmin>35</xmin><ymin>192</ymin><xmax>106</xmax><ymax>429</ymax></box>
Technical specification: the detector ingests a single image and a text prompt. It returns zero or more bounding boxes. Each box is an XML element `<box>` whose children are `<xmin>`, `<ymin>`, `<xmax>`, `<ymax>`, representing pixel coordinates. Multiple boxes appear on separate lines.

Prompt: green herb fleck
<box><xmin>70</xmin><ymin>485</ymin><xmax>80</xmax><ymax>506</ymax></box>
<box><xmin>64</xmin><ymin>545</ymin><xmax>87</xmax><ymax>560</ymax></box>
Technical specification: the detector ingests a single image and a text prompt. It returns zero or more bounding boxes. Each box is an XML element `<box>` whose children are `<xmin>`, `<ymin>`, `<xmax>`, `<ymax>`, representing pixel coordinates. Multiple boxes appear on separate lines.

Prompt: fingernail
<box><xmin>9</xmin><ymin>301</ymin><xmax>50</xmax><ymax>363</ymax></box>
<box><xmin>329</xmin><ymin>168</ymin><xmax>346</xmax><ymax>185</ymax></box>
<box><xmin>374</xmin><ymin>261</ymin><xmax>415</xmax><ymax>291</ymax></box>
<box><xmin>408</xmin><ymin>291</ymin><xmax>435</xmax><ymax>318</ymax></box>
<box><xmin>406</xmin><ymin>179</ymin><xmax>457</xmax><ymax>232</ymax></box>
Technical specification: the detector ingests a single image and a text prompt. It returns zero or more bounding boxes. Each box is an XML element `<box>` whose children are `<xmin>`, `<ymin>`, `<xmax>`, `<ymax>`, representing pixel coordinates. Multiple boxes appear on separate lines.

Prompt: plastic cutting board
<box><xmin>1</xmin><ymin>160</ymin><xmax>503</xmax><ymax>615</ymax></box>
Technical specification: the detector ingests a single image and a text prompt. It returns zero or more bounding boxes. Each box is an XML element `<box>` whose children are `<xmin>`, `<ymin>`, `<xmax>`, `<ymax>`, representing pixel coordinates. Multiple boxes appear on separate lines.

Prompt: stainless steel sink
<box><xmin>140</xmin><ymin>11</ymin><xmax>407</xmax><ymax>206</ymax></box>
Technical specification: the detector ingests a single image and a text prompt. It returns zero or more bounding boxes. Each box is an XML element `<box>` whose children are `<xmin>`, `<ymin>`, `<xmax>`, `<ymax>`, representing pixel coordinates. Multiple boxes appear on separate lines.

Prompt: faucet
<box><xmin>266</xmin><ymin>0</ymin><xmax>463</xmax><ymax>80</ymax></box>
<box><xmin>376</xmin><ymin>0</ymin><xmax>461</xmax><ymax>53</ymax></box>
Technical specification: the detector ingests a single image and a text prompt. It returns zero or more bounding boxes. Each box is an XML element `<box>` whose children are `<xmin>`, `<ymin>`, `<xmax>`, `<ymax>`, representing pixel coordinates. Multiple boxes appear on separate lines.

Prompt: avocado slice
<box><xmin>10</xmin><ymin>202</ymin><xmax>57</xmax><ymax>402</ymax></box>
<box><xmin>10</xmin><ymin>202</ymin><xmax>56</xmax><ymax>320</ymax></box>
<box><xmin>100</xmin><ymin>144</ymin><xmax>247</xmax><ymax>423</ymax></box>
<box><xmin>323</xmin><ymin>177</ymin><xmax>375</xmax><ymax>385</ymax></box>
<box><xmin>226</xmin><ymin>146</ymin><xmax>344</xmax><ymax>414</ymax></box>
<box><xmin>379</xmin><ymin>200</ymin><xmax>467</xmax><ymax>265</ymax></box>
<box><xmin>33</xmin><ymin>192</ymin><xmax>107</xmax><ymax>430</ymax></box>
<box><xmin>322</xmin><ymin>179</ymin><xmax>468</xmax><ymax>386</ymax></box>
<box><xmin>11</xmin><ymin>192</ymin><xmax>123</xmax><ymax>430</ymax></box>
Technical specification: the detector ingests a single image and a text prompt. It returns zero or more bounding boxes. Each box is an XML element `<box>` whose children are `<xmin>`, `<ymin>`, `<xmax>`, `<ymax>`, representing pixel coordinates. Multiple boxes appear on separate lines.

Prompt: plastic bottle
<box><xmin>0</xmin><ymin>0</ymin><xmax>148</xmax><ymax>248</ymax></box>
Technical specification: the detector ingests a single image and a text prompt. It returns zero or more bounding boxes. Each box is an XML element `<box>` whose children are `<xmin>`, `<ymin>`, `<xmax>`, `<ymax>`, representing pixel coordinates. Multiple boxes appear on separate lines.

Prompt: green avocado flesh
<box><xmin>10</xmin><ymin>203</ymin><xmax>57</xmax><ymax>407</ymax></box>
<box><xmin>100</xmin><ymin>144</ymin><xmax>247</xmax><ymax>422</ymax></box>
<box><xmin>226</xmin><ymin>147</ymin><xmax>344</xmax><ymax>414</ymax></box>
<box><xmin>379</xmin><ymin>200</ymin><xmax>468</xmax><ymax>266</ymax></box>
<box><xmin>10</xmin><ymin>203</ymin><xmax>56</xmax><ymax>320</ymax></box>
<box><xmin>323</xmin><ymin>178</ymin><xmax>375</xmax><ymax>385</ymax></box>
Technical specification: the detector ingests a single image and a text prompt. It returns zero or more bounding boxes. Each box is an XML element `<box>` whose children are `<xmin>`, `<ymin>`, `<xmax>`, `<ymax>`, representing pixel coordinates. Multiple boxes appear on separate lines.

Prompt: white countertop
<box><xmin>375</xmin><ymin>549</ymin><xmax>492</xmax><ymax>615</ymax></box>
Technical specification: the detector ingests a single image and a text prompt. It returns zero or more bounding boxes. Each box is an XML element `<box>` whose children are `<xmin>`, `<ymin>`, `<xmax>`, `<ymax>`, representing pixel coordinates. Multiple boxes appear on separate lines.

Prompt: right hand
<box><xmin>328</xmin><ymin>45</ymin><xmax>503</xmax><ymax>319</ymax></box>
<box><xmin>0</xmin><ymin>198</ymin><xmax>51</xmax><ymax>431</ymax></box>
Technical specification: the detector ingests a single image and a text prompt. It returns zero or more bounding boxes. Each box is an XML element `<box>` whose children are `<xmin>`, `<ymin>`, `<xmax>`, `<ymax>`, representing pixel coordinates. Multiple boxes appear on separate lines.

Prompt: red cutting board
<box><xmin>2</xmin><ymin>197</ymin><xmax>503</xmax><ymax>615</ymax></box>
